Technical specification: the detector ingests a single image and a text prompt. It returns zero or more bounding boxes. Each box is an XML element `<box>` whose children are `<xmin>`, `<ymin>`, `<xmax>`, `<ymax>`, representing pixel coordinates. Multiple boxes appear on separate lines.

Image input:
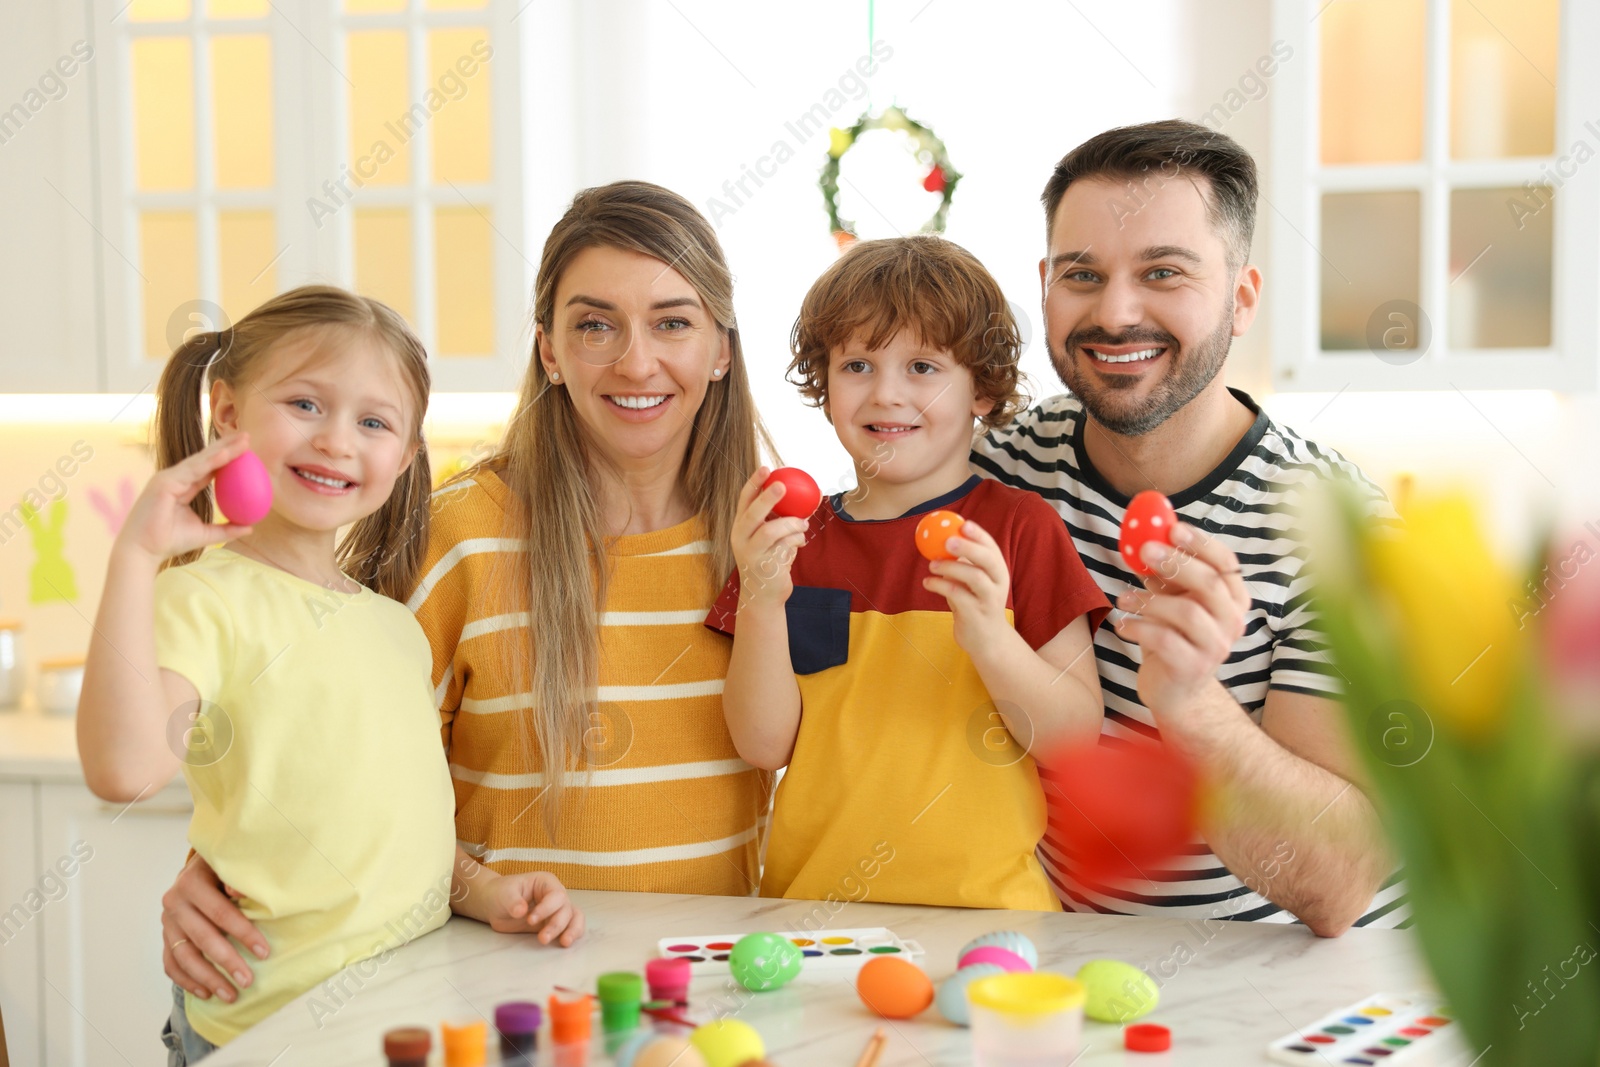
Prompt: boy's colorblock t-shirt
<box><xmin>707</xmin><ymin>475</ymin><xmax>1109</xmax><ymax>911</ymax></box>
<box><xmin>154</xmin><ymin>549</ymin><xmax>456</xmax><ymax>1046</ymax></box>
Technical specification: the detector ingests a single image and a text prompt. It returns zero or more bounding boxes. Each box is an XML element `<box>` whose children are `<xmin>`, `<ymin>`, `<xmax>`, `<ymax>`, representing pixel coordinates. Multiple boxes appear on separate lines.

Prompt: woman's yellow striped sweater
<box><xmin>407</xmin><ymin>470</ymin><xmax>766</xmax><ymax>895</ymax></box>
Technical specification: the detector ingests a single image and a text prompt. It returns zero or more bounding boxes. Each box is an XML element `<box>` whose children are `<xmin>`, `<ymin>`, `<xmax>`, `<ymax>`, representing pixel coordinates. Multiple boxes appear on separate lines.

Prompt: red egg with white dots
<box><xmin>915</xmin><ymin>510</ymin><xmax>965</xmax><ymax>561</ymax></box>
<box><xmin>1119</xmin><ymin>491</ymin><xmax>1177</xmax><ymax>576</ymax></box>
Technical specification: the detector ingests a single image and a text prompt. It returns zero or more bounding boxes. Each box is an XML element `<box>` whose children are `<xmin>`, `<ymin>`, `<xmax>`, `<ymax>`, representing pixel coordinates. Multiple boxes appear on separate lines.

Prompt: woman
<box><xmin>158</xmin><ymin>181</ymin><xmax>777</xmax><ymax>1002</ymax></box>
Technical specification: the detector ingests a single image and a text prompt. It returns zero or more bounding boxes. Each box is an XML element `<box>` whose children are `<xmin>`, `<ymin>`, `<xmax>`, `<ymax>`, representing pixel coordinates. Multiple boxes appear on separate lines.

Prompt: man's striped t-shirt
<box><xmin>971</xmin><ymin>388</ymin><xmax>1409</xmax><ymax>928</ymax></box>
<box><xmin>406</xmin><ymin>469</ymin><xmax>768</xmax><ymax>896</ymax></box>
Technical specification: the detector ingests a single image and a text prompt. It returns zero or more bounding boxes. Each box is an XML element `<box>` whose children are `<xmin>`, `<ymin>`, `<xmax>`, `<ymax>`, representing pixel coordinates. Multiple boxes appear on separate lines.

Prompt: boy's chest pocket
<box><xmin>785</xmin><ymin>585</ymin><xmax>852</xmax><ymax>675</ymax></box>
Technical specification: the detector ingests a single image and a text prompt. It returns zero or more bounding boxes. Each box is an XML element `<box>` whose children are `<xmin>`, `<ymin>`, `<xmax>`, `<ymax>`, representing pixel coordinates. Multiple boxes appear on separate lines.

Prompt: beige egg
<box><xmin>636</xmin><ymin>1036</ymin><xmax>710</xmax><ymax>1067</ymax></box>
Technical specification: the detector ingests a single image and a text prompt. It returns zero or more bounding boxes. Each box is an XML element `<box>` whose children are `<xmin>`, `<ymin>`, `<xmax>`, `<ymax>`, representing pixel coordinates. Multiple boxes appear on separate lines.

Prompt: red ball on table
<box><xmin>1119</xmin><ymin>490</ymin><xmax>1177</xmax><ymax>576</ymax></box>
<box><xmin>762</xmin><ymin>467</ymin><xmax>822</xmax><ymax>519</ymax></box>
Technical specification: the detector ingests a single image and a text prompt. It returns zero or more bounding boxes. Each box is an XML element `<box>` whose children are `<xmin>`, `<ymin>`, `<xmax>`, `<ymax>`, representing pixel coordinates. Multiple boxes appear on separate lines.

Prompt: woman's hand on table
<box><xmin>162</xmin><ymin>853</ymin><xmax>268</xmax><ymax>1003</ymax></box>
<box><xmin>481</xmin><ymin>871</ymin><xmax>586</xmax><ymax>945</ymax></box>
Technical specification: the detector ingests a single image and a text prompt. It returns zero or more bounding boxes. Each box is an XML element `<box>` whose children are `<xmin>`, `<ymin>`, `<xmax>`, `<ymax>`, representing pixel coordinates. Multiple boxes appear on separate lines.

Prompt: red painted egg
<box><xmin>1119</xmin><ymin>490</ymin><xmax>1177</xmax><ymax>576</ymax></box>
<box><xmin>763</xmin><ymin>467</ymin><xmax>821</xmax><ymax>519</ymax></box>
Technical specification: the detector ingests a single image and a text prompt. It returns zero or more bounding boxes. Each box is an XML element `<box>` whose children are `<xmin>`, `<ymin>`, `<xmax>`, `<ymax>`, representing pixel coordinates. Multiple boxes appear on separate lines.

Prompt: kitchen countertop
<box><xmin>201</xmin><ymin>889</ymin><xmax>1463</xmax><ymax>1066</ymax></box>
<box><xmin>0</xmin><ymin>704</ymin><xmax>86</xmax><ymax>782</ymax></box>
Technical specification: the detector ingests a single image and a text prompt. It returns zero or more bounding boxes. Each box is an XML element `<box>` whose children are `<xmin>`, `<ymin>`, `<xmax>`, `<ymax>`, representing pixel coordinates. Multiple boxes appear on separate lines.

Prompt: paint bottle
<box><xmin>645</xmin><ymin>957</ymin><xmax>692</xmax><ymax>1007</ymax></box>
<box><xmin>549</xmin><ymin>989</ymin><xmax>593</xmax><ymax>1067</ymax></box>
<box><xmin>495</xmin><ymin>1001</ymin><xmax>542</xmax><ymax>1064</ymax></box>
<box><xmin>965</xmin><ymin>973</ymin><xmax>1086</xmax><ymax>1067</ymax></box>
<box><xmin>598</xmin><ymin>972</ymin><xmax>645</xmax><ymax>1033</ymax></box>
<box><xmin>441</xmin><ymin>1018</ymin><xmax>487</xmax><ymax>1067</ymax></box>
<box><xmin>382</xmin><ymin>1027</ymin><xmax>431</xmax><ymax>1067</ymax></box>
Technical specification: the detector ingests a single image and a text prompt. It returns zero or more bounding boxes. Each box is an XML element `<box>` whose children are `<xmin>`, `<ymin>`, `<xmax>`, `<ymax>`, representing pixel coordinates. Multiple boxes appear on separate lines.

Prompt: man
<box><xmin>972</xmin><ymin>120</ymin><xmax>1405</xmax><ymax>935</ymax></box>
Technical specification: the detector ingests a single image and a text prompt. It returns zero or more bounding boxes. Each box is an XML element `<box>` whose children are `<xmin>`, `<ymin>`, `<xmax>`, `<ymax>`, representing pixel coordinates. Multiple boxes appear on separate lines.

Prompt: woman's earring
<box><xmin>550</xmin><ymin>370</ymin><xmax>560</xmax><ymax>381</ymax></box>
<box><xmin>712</xmin><ymin>368</ymin><xmax>723</xmax><ymax>378</ymax></box>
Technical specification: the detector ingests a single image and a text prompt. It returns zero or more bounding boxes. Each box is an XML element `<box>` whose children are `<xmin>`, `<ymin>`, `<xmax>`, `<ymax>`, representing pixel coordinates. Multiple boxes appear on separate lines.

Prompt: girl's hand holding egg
<box><xmin>115</xmin><ymin>433</ymin><xmax>261</xmax><ymax>567</ymax></box>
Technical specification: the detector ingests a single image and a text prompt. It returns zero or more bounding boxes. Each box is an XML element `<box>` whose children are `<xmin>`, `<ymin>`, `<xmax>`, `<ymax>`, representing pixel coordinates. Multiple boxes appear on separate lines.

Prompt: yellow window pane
<box><xmin>129</xmin><ymin>0</ymin><xmax>190</xmax><ymax>21</ymax></box>
<box><xmin>211</xmin><ymin>35</ymin><xmax>273</xmax><ymax>188</ymax></box>
<box><xmin>1451</xmin><ymin>0</ymin><xmax>1558</xmax><ymax>159</ymax></box>
<box><xmin>1450</xmin><ymin>187</ymin><xmax>1552</xmax><ymax>348</ymax></box>
<box><xmin>1320</xmin><ymin>0</ymin><xmax>1425</xmax><ymax>165</ymax></box>
<box><xmin>354</xmin><ymin>208</ymin><xmax>415</xmax><ymax>324</ymax></box>
<box><xmin>132</xmin><ymin>38</ymin><xmax>195</xmax><ymax>192</ymax></box>
<box><xmin>434</xmin><ymin>205</ymin><xmax>494</xmax><ymax>356</ymax></box>
<box><xmin>206</xmin><ymin>0</ymin><xmax>267</xmax><ymax>16</ymax></box>
<box><xmin>1320</xmin><ymin>191</ymin><xmax>1422</xmax><ymax>351</ymax></box>
<box><xmin>219</xmin><ymin>211</ymin><xmax>279</xmax><ymax>320</ymax></box>
<box><xmin>345</xmin><ymin>0</ymin><xmax>407</xmax><ymax>12</ymax></box>
<box><xmin>429</xmin><ymin>27</ymin><xmax>492</xmax><ymax>184</ymax></box>
<box><xmin>140</xmin><ymin>212</ymin><xmax>199</xmax><ymax>359</ymax></box>
<box><xmin>347</xmin><ymin>30</ymin><xmax>411</xmax><ymax>186</ymax></box>
<box><xmin>427</xmin><ymin>0</ymin><xmax>488</xmax><ymax>10</ymax></box>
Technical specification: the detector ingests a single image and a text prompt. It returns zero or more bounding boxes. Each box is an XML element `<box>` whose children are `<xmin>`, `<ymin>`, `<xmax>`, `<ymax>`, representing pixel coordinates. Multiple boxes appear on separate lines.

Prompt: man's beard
<box><xmin>1049</xmin><ymin>300</ymin><xmax>1235</xmax><ymax>437</ymax></box>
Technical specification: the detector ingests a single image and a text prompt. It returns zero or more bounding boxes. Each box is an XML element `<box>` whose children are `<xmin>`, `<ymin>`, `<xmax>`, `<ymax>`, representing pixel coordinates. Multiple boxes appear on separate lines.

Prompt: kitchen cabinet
<box><xmin>1</xmin><ymin>713</ymin><xmax>192</xmax><ymax>1067</ymax></box>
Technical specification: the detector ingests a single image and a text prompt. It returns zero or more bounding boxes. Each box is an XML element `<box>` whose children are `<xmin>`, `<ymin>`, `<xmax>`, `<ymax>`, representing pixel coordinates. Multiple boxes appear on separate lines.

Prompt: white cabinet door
<box><xmin>39</xmin><ymin>782</ymin><xmax>192</xmax><ymax>1067</ymax></box>
<box><xmin>0</xmin><ymin>782</ymin><xmax>42</xmax><ymax>1067</ymax></box>
<box><xmin>0</xmin><ymin>5</ymin><xmax>101</xmax><ymax>392</ymax></box>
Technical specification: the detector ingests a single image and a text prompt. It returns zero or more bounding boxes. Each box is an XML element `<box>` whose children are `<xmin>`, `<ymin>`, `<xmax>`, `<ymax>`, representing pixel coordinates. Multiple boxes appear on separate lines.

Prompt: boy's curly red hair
<box><xmin>786</xmin><ymin>235</ymin><xmax>1028</xmax><ymax>430</ymax></box>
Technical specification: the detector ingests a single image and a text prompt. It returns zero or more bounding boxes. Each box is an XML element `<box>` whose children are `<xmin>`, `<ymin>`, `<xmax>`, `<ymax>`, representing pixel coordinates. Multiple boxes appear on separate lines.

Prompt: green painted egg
<box><xmin>1075</xmin><ymin>959</ymin><xmax>1159</xmax><ymax>1023</ymax></box>
<box><xmin>728</xmin><ymin>932</ymin><xmax>803</xmax><ymax>992</ymax></box>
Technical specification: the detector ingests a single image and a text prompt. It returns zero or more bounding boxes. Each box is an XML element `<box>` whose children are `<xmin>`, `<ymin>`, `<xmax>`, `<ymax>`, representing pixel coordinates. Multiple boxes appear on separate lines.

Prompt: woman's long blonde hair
<box><xmin>153</xmin><ymin>285</ymin><xmax>432</xmax><ymax>600</ymax></box>
<box><xmin>474</xmin><ymin>181</ymin><xmax>774</xmax><ymax>828</ymax></box>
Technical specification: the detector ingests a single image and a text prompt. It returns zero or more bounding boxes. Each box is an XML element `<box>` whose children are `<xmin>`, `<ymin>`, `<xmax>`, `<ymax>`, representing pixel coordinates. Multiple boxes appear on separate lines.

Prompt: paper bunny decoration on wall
<box><xmin>22</xmin><ymin>499</ymin><xmax>77</xmax><ymax>603</ymax></box>
<box><xmin>88</xmin><ymin>478</ymin><xmax>136</xmax><ymax>535</ymax></box>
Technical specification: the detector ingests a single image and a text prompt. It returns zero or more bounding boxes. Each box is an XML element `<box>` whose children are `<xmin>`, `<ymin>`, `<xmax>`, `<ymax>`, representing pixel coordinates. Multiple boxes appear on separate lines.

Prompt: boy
<box><xmin>708</xmin><ymin>236</ymin><xmax>1109</xmax><ymax>910</ymax></box>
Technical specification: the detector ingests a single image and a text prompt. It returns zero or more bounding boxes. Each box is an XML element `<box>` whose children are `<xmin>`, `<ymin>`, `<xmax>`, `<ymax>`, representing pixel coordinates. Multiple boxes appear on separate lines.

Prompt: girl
<box><xmin>76</xmin><ymin>286</ymin><xmax>581</xmax><ymax>1064</ymax></box>
<box><xmin>158</xmin><ymin>185</ymin><xmax>764</xmax><ymax>1003</ymax></box>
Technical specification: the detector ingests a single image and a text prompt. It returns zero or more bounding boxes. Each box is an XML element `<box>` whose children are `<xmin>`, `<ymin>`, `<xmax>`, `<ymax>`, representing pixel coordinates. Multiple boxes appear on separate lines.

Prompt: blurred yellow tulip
<box><xmin>1366</xmin><ymin>494</ymin><xmax>1520</xmax><ymax>739</ymax></box>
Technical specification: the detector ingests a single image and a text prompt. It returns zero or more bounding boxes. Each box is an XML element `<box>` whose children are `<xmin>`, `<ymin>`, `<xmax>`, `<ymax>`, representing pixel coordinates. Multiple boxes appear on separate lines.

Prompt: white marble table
<box><xmin>202</xmin><ymin>890</ymin><xmax>1461</xmax><ymax>1066</ymax></box>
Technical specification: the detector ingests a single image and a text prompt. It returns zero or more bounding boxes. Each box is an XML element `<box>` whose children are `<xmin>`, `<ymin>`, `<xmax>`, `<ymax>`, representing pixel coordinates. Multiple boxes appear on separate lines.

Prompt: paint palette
<box><xmin>1267</xmin><ymin>993</ymin><xmax>1468</xmax><ymax>1065</ymax></box>
<box><xmin>657</xmin><ymin>927</ymin><xmax>923</xmax><ymax>976</ymax></box>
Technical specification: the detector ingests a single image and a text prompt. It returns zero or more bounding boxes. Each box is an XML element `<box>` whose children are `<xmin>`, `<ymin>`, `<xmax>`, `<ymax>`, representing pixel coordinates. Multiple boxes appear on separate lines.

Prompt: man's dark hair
<box><xmin>1041</xmin><ymin>119</ymin><xmax>1259</xmax><ymax>270</ymax></box>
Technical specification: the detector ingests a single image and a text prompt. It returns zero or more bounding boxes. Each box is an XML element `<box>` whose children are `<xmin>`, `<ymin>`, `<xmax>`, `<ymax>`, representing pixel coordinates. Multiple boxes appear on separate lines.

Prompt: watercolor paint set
<box><xmin>657</xmin><ymin>927</ymin><xmax>924</xmax><ymax>976</ymax></box>
<box><xmin>1267</xmin><ymin>993</ymin><xmax>1467</xmax><ymax>1065</ymax></box>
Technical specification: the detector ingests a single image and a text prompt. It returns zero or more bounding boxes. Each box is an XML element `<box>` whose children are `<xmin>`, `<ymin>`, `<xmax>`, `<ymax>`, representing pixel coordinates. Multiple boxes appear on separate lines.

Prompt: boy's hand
<box><xmin>116</xmin><ymin>433</ymin><xmax>257</xmax><ymax>567</ymax></box>
<box><xmin>922</xmin><ymin>520</ymin><xmax>1012</xmax><ymax>660</ymax></box>
<box><xmin>731</xmin><ymin>466</ymin><xmax>809</xmax><ymax>609</ymax></box>
<box><xmin>482</xmin><ymin>871</ymin><xmax>585</xmax><ymax>945</ymax></box>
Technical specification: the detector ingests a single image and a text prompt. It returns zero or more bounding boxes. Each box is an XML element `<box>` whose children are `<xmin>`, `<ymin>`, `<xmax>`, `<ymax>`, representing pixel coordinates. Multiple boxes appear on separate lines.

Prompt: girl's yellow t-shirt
<box><xmin>154</xmin><ymin>548</ymin><xmax>456</xmax><ymax>1046</ymax></box>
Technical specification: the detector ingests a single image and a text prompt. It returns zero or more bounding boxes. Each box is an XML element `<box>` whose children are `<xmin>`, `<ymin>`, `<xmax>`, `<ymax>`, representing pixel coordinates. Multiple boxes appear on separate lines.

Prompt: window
<box><xmin>98</xmin><ymin>0</ymin><xmax>525</xmax><ymax>391</ymax></box>
<box><xmin>1268</xmin><ymin>0</ymin><xmax>1598</xmax><ymax>391</ymax></box>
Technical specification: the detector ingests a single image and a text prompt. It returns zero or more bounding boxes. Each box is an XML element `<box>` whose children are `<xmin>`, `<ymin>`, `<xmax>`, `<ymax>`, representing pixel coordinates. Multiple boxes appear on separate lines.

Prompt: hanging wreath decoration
<box><xmin>821</xmin><ymin>105</ymin><xmax>961</xmax><ymax>250</ymax></box>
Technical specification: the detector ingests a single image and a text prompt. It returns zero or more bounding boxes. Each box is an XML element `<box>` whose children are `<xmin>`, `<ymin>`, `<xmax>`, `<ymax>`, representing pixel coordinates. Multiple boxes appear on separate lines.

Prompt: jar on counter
<box><xmin>38</xmin><ymin>655</ymin><xmax>86</xmax><ymax>717</ymax></box>
<box><xmin>0</xmin><ymin>620</ymin><xmax>22</xmax><ymax>709</ymax></box>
